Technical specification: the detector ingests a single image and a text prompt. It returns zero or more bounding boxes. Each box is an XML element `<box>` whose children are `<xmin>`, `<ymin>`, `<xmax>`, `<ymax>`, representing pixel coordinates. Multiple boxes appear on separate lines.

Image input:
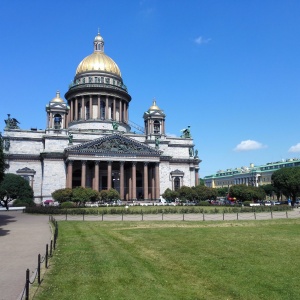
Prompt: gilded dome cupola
<box><xmin>76</xmin><ymin>31</ymin><xmax>121</xmax><ymax>77</ymax></box>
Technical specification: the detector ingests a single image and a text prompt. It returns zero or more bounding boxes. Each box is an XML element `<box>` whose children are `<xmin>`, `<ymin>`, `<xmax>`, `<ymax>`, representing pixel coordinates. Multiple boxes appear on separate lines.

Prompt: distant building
<box><xmin>2</xmin><ymin>32</ymin><xmax>201</xmax><ymax>204</ymax></box>
<box><xmin>204</xmin><ymin>158</ymin><xmax>300</xmax><ymax>188</ymax></box>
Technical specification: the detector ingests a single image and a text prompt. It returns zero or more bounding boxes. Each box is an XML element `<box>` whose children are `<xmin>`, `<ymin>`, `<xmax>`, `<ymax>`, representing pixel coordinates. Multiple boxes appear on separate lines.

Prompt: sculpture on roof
<box><xmin>4</xmin><ymin>114</ymin><xmax>20</xmax><ymax>129</ymax></box>
<box><xmin>181</xmin><ymin>126</ymin><xmax>191</xmax><ymax>138</ymax></box>
<box><xmin>155</xmin><ymin>137</ymin><xmax>160</xmax><ymax>149</ymax></box>
<box><xmin>68</xmin><ymin>133</ymin><xmax>73</xmax><ymax>144</ymax></box>
<box><xmin>112</xmin><ymin>121</ymin><xmax>119</xmax><ymax>130</ymax></box>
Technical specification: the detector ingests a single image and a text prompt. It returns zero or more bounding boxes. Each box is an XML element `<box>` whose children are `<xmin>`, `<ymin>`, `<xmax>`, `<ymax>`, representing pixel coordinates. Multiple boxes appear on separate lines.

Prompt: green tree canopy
<box><xmin>52</xmin><ymin>188</ymin><xmax>73</xmax><ymax>203</ymax></box>
<box><xmin>107</xmin><ymin>188</ymin><xmax>120</xmax><ymax>201</ymax></box>
<box><xmin>229</xmin><ymin>184</ymin><xmax>266</xmax><ymax>202</ymax></box>
<box><xmin>162</xmin><ymin>188</ymin><xmax>178</xmax><ymax>201</ymax></box>
<box><xmin>272</xmin><ymin>167</ymin><xmax>300</xmax><ymax>203</ymax></box>
<box><xmin>71</xmin><ymin>187</ymin><xmax>99</xmax><ymax>206</ymax></box>
<box><xmin>193</xmin><ymin>185</ymin><xmax>217</xmax><ymax>201</ymax></box>
<box><xmin>0</xmin><ymin>173</ymin><xmax>34</xmax><ymax>210</ymax></box>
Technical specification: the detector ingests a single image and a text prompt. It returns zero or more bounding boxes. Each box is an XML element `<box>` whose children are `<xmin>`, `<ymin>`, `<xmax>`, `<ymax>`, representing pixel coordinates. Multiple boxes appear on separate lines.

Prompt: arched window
<box><xmin>53</xmin><ymin>114</ymin><xmax>62</xmax><ymax>129</ymax></box>
<box><xmin>174</xmin><ymin>177</ymin><xmax>180</xmax><ymax>191</ymax></box>
<box><xmin>154</xmin><ymin>120</ymin><xmax>160</xmax><ymax>134</ymax></box>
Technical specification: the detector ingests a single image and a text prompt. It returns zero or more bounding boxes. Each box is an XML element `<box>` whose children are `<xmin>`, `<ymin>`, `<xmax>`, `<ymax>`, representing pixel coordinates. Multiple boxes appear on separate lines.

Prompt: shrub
<box><xmin>243</xmin><ymin>201</ymin><xmax>251</xmax><ymax>206</ymax></box>
<box><xmin>198</xmin><ymin>201</ymin><xmax>211</xmax><ymax>206</ymax></box>
<box><xmin>61</xmin><ymin>201</ymin><xmax>75</xmax><ymax>208</ymax></box>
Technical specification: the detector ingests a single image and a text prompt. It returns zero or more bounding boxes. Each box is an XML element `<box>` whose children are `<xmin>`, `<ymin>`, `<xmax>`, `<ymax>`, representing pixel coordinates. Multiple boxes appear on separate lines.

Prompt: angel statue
<box><xmin>4</xmin><ymin>114</ymin><xmax>20</xmax><ymax>129</ymax></box>
<box><xmin>180</xmin><ymin>126</ymin><xmax>191</xmax><ymax>138</ymax></box>
<box><xmin>112</xmin><ymin>121</ymin><xmax>119</xmax><ymax>130</ymax></box>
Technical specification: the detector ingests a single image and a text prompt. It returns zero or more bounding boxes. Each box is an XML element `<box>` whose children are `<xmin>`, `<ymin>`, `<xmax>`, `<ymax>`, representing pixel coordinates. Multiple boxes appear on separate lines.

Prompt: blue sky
<box><xmin>1</xmin><ymin>0</ymin><xmax>300</xmax><ymax>178</ymax></box>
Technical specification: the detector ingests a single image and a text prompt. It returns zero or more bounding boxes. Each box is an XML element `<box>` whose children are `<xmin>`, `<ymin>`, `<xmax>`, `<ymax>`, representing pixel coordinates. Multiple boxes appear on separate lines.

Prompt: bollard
<box><xmin>162</xmin><ymin>212</ymin><xmax>164</xmax><ymax>221</ymax></box>
<box><xmin>83</xmin><ymin>211</ymin><xmax>85</xmax><ymax>221</ymax></box>
<box><xmin>286</xmin><ymin>211</ymin><xmax>288</xmax><ymax>218</ymax></box>
<box><xmin>142</xmin><ymin>212</ymin><xmax>143</xmax><ymax>221</ymax></box>
<box><xmin>66</xmin><ymin>209</ymin><xmax>68</xmax><ymax>221</ymax></box>
<box><xmin>38</xmin><ymin>254</ymin><xmax>41</xmax><ymax>284</ymax></box>
<box><xmin>237</xmin><ymin>212</ymin><xmax>238</xmax><ymax>220</ymax></box>
<box><xmin>183</xmin><ymin>213</ymin><xmax>185</xmax><ymax>221</ymax></box>
<box><xmin>203</xmin><ymin>212</ymin><xmax>205</xmax><ymax>221</ymax></box>
<box><xmin>25</xmin><ymin>268</ymin><xmax>30</xmax><ymax>300</ymax></box>
<box><xmin>50</xmin><ymin>240</ymin><xmax>53</xmax><ymax>256</ymax></box>
<box><xmin>271</xmin><ymin>211</ymin><xmax>273</xmax><ymax>219</ymax></box>
<box><xmin>122</xmin><ymin>213</ymin><xmax>123</xmax><ymax>221</ymax></box>
<box><xmin>254</xmin><ymin>212</ymin><xmax>256</xmax><ymax>220</ymax></box>
<box><xmin>223</xmin><ymin>212</ymin><xmax>224</xmax><ymax>221</ymax></box>
<box><xmin>45</xmin><ymin>244</ymin><xmax>48</xmax><ymax>269</ymax></box>
<box><xmin>102</xmin><ymin>213</ymin><xmax>104</xmax><ymax>221</ymax></box>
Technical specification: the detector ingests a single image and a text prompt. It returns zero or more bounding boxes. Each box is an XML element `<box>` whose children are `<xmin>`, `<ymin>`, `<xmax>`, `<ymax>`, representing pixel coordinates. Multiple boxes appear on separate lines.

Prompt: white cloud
<box><xmin>288</xmin><ymin>143</ymin><xmax>300</xmax><ymax>153</ymax></box>
<box><xmin>234</xmin><ymin>140</ymin><xmax>267</xmax><ymax>152</ymax></box>
<box><xmin>194</xmin><ymin>36</ymin><xmax>211</xmax><ymax>45</ymax></box>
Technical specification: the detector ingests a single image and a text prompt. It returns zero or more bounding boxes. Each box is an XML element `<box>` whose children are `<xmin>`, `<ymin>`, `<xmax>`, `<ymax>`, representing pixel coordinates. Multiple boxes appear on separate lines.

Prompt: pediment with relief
<box><xmin>66</xmin><ymin>134</ymin><xmax>161</xmax><ymax>156</ymax></box>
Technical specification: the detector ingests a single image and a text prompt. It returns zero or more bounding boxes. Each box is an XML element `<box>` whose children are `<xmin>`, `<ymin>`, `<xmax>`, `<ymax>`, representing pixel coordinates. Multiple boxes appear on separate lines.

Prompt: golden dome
<box><xmin>76</xmin><ymin>32</ymin><xmax>121</xmax><ymax>77</ymax></box>
<box><xmin>51</xmin><ymin>91</ymin><xmax>64</xmax><ymax>103</ymax></box>
<box><xmin>149</xmin><ymin>100</ymin><xmax>160</xmax><ymax>110</ymax></box>
<box><xmin>76</xmin><ymin>52</ymin><xmax>121</xmax><ymax>76</ymax></box>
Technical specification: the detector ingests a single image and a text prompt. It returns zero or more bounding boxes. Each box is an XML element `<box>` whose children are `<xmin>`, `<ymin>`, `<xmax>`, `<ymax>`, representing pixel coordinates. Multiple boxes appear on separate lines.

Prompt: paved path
<box><xmin>0</xmin><ymin>211</ymin><xmax>51</xmax><ymax>300</ymax></box>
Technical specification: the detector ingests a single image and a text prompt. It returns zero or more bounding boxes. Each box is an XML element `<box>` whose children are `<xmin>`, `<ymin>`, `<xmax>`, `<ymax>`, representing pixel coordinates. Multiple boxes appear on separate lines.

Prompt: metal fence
<box><xmin>52</xmin><ymin>209</ymin><xmax>300</xmax><ymax>222</ymax></box>
<box><xmin>18</xmin><ymin>216</ymin><xmax>58</xmax><ymax>300</ymax></box>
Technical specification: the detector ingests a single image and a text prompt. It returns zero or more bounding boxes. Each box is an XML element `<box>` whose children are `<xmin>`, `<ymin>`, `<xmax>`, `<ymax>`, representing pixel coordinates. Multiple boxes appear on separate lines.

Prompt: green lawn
<box><xmin>36</xmin><ymin>219</ymin><xmax>300</xmax><ymax>300</ymax></box>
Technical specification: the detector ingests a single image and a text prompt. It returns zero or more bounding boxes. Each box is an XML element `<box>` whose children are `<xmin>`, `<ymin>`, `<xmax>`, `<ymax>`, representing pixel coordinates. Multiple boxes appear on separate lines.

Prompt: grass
<box><xmin>35</xmin><ymin>219</ymin><xmax>300</xmax><ymax>300</ymax></box>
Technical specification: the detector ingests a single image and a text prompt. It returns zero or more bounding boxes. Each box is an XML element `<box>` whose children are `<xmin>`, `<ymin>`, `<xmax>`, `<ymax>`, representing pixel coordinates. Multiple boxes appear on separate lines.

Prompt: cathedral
<box><xmin>2</xmin><ymin>32</ymin><xmax>201</xmax><ymax>204</ymax></box>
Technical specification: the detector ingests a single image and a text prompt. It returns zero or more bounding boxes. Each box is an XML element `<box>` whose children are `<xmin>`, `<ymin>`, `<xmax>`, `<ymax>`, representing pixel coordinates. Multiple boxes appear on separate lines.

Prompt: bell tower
<box><xmin>46</xmin><ymin>91</ymin><xmax>69</xmax><ymax>130</ymax></box>
<box><xmin>143</xmin><ymin>100</ymin><xmax>166</xmax><ymax>139</ymax></box>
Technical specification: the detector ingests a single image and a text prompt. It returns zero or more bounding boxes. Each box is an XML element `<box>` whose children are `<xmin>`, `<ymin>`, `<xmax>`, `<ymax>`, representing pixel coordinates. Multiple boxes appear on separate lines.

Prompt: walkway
<box><xmin>0</xmin><ymin>211</ymin><xmax>51</xmax><ymax>300</ymax></box>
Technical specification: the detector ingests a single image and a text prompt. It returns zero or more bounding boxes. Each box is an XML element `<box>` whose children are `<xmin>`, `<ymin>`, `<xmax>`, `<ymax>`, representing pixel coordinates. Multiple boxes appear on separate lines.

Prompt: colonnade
<box><xmin>66</xmin><ymin>160</ymin><xmax>160</xmax><ymax>200</ymax></box>
<box><xmin>67</xmin><ymin>95</ymin><xmax>129</xmax><ymax>124</ymax></box>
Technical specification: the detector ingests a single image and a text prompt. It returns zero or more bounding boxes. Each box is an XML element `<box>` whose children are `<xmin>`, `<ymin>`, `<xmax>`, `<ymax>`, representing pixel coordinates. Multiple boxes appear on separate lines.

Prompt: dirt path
<box><xmin>0</xmin><ymin>211</ymin><xmax>51</xmax><ymax>300</ymax></box>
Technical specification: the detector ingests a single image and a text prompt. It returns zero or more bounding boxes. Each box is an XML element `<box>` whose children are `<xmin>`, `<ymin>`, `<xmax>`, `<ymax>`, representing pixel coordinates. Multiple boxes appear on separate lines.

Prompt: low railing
<box><xmin>18</xmin><ymin>216</ymin><xmax>58</xmax><ymax>300</ymax></box>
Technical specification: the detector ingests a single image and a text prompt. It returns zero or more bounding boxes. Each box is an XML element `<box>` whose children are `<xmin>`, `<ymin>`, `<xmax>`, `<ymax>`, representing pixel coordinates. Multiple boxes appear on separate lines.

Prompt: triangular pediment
<box><xmin>66</xmin><ymin>134</ymin><xmax>161</xmax><ymax>156</ymax></box>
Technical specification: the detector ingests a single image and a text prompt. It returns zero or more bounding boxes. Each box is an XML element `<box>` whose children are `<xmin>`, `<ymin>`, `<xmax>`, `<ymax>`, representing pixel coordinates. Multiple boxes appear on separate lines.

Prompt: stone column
<box><xmin>66</xmin><ymin>160</ymin><xmax>73</xmax><ymax>188</ymax></box>
<box><xmin>94</xmin><ymin>161</ymin><xmax>99</xmax><ymax>191</ymax></box>
<box><xmin>107</xmin><ymin>161</ymin><xmax>112</xmax><ymax>190</ymax></box>
<box><xmin>113</xmin><ymin>97</ymin><xmax>116</xmax><ymax>120</ymax></box>
<box><xmin>75</xmin><ymin>97</ymin><xmax>78</xmax><ymax>121</ymax></box>
<box><xmin>120</xmin><ymin>161</ymin><xmax>125</xmax><ymax>200</ymax></box>
<box><xmin>81</xmin><ymin>96</ymin><xmax>85</xmax><ymax>120</ymax></box>
<box><xmin>105</xmin><ymin>96</ymin><xmax>109</xmax><ymax>120</ymax></box>
<box><xmin>49</xmin><ymin>112</ymin><xmax>53</xmax><ymax>128</ymax></box>
<box><xmin>70</xmin><ymin>99</ymin><xmax>73</xmax><ymax>122</ymax></box>
<box><xmin>89</xmin><ymin>95</ymin><xmax>92</xmax><ymax>119</ymax></box>
<box><xmin>132</xmin><ymin>162</ymin><xmax>136</xmax><ymax>200</ymax></box>
<box><xmin>195</xmin><ymin>168</ymin><xmax>199</xmax><ymax>186</ymax></box>
<box><xmin>143</xmin><ymin>162</ymin><xmax>149</xmax><ymax>200</ymax></box>
<box><xmin>155</xmin><ymin>162</ymin><xmax>160</xmax><ymax>200</ymax></box>
<box><xmin>81</xmin><ymin>160</ymin><xmax>86</xmax><ymax>187</ymax></box>
<box><xmin>151</xmin><ymin>166</ymin><xmax>155</xmax><ymax>200</ymax></box>
<box><xmin>97</xmin><ymin>95</ymin><xmax>100</xmax><ymax>119</ymax></box>
<box><xmin>119</xmin><ymin>100</ymin><xmax>123</xmax><ymax>122</ymax></box>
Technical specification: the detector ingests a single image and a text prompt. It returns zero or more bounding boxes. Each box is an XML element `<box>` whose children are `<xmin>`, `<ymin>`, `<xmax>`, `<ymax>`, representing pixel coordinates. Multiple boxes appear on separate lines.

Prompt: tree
<box><xmin>107</xmin><ymin>188</ymin><xmax>120</xmax><ymax>201</ymax></box>
<box><xmin>272</xmin><ymin>167</ymin><xmax>300</xmax><ymax>204</ymax></box>
<box><xmin>99</xmin><ymin>190</ymin><xmax>108</xmax><ymax>202</ymax></box>
<box><xmin>71</xmin><ymin>187</ymin><xmax>99</xmax><ymax>206</ymax></box>
<box><xmin>0</xmin><ymin>173</ymin><xmax>34</xmax><ymax>210</ymax></box>
<box><xmin>177</xmin><ymin>186</ymin><xmax>194</xmax><ymax>202</ymax></box>
<box><xmin>229</xmin><ymin>184</ymin><xmax>266</xmax><ymax>202</ymax></box>
<box><xmin>193</xmin><ymin>185</ymin><xmax>217</xmax><ymax>201</ymax></box>
<box><xmin>52</xmin><ymin>188</ymin><xmax>73</xmax><ymax>203</ymax></box>
<box><xmin>0</xmin><ymin>135</ymin><xmax>5</xmax><ymax>183</ymax></box>
<box><xmin>162</xmin><ymin>188</ymin><xmax>178</xmax><ymax>201</ymax></box>
<box><xmin>215</xmin><ymin>187</ymin><xmax>229</xmax><ymax>197</ymax></box>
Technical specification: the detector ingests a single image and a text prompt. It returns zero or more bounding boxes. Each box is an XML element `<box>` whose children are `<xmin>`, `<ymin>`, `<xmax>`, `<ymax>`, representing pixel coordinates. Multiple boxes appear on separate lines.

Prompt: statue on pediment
<box><xmin>181</xmin><ymin>126</ymin><xmax>191</xmax><ymax>138</ymax></box>
<box><xmin>5</xmin><ymin>114</ymin><xmax>20</xmax><ymax>129</ymax></box>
